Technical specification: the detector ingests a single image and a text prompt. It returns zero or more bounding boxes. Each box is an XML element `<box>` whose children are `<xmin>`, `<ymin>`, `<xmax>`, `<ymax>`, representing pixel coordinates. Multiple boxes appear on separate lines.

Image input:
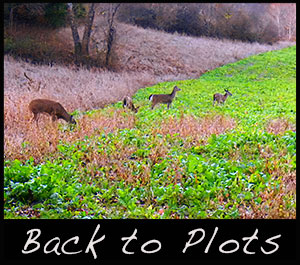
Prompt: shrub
<box><xmin>4</xmin><ymin>3</ymin><xmax>86</xmax><ymax>29</ymax></box>
<box><xmin>44</xmin><ymin>3</ymin><xmax>68</xmax><ymax>29</ymax></box>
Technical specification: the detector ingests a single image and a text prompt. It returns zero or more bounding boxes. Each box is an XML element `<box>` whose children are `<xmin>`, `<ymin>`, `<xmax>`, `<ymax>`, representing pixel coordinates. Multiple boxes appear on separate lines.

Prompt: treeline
<box><xmin>3</xmin><ymin>3</ymin><xmax>296</xmax><ymax>69</ymax></box>
<box><xmin>5</xmin><ymin>3</ymin><xmax>296</xmax><ymax>44</ymax></box>
<box><xmin>117</xmin><ymin>3</ymin><xmax>296</xmax><ymax>44</ymax></box>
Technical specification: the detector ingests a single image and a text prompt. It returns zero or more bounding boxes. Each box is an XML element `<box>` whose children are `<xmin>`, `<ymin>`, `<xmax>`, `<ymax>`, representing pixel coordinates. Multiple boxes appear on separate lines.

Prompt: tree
<box><xmin>90</xmin><ymin>3</ymin><xmax>122</xmax><ymax>68</ymax></box>
<box><xmin>99</xmin><ymin>3</ymin><xmax>121</xmax><ymax>67</ymax></box>
<box><xmin>82</xmin><ymin>3</ymin><xmax>95</xmax><ymax>56</ymax></box>
<box><xmin>67</xmin><ymin>3</ymin><xmax>95</xmax><ymax>66</ymax></box>
<box><xmin>269</xmin><ymin>3</ymin><xmax>296</xmax><ymax>41</ymax></box>
<box><xmin>7</xmin><ymin>4</ymin><xmax>18</xmax><ymax>31</ymax></box>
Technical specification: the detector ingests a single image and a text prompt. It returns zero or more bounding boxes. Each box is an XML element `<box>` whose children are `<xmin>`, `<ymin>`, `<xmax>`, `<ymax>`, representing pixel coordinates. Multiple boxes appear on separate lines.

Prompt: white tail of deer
<box><xmin>29</xmin><ymin>99</ymin><xmax>76</xmax><ymax>126</ymax></box>
<box><xmin>123</xmin><ymin>96</ymin><xmax>139</xmax><ymax>113</ymax></box>
<box><xmin>213</xmin><ymin>89</ymin><xmax>232</xmax><ymax>106</ymax></box>
<box><xmin>149</xmin><ymin>86</ymin><xmax>181</xmax><ymax>109</ymax></box>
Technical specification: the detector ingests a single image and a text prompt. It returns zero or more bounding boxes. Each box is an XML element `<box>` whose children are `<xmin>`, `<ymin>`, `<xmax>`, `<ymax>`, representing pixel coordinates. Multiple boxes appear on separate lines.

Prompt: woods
<box><xmin>4</xmin><ymin>3</ymin><xmax>296</xmax><ymax>68</ymax></box>
<box><xmin>117</xmin><ymin>3</ymin><xmax>296</xmax><ymax>43</ymax></box>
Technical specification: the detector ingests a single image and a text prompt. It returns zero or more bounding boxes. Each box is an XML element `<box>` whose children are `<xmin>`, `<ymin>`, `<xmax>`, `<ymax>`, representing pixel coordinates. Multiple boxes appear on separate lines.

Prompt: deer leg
<box><xmin>52</xmin><ymin>114</ymin><xmax>57</xmax><ymax>122</ymax></box>
<box><xmin>32</xmin><ymin>113</ymin><xmax>39</xmax><ymax>126</ymax></box>
<box><xmin>151</xmin><ymin>103</ymin><xmax>155</xmax><ymax>110</ymax></box>
<box><xmin>31</xmin><ymin>113</ymin><xmax>37</xmax><ymax>123</ymax></box>
<box><xmin>167</xmin><ymin>103</ymin><xmax>170</xmax><ymax>109</ymax></box>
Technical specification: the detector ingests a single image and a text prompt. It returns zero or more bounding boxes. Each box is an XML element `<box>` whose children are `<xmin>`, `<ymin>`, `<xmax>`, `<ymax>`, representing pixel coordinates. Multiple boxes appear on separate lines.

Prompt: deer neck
<box><xmin>170</xmin><ymin>88</ymin><xmax>177</xmax><ymax>98</ymax></box>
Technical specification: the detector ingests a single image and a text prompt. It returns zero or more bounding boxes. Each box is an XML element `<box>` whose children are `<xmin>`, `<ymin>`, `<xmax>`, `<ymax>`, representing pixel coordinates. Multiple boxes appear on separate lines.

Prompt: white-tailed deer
<box><xmin>149</xmin><ymin>86</ymin><xmax>181</xmax><ymax>109</ymax></box>
<box><xmin>123</xmin><ymin>96</ymin><xmax>139</xmax><ymax>113</ymax></box>
<box><xmin>213</xmin><ymin>89</ymin><xmax>232</xmax><ymax>106</ymax></box>
<box><xmin>29</xmin><ymin>99</ymin><xmax>76</xmax><ymax>125</ymax></box>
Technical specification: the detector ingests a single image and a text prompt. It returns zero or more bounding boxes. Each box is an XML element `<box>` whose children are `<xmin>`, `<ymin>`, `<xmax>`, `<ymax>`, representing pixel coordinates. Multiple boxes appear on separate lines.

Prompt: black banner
<box><xmin>1</xmin><ymin>219</ymin><xmax>297</xmax><ymax>263</ymax></box>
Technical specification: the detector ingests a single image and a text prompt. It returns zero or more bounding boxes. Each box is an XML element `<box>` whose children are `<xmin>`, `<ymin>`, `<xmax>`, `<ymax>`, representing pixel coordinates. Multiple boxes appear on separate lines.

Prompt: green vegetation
<box><xmin>4</xmin><ymin>46</ymin><xmax>296</xmax><ymax>219</ymax></box>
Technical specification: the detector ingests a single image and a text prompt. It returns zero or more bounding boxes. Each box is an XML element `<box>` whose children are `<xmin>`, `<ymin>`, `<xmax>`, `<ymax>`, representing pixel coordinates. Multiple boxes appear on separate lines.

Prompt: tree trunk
<box><xmin>105</xmin><ymin>27</ymin><xmax>115</xmax><ymax>67</ymax></box>
<box><xmin>9</xmin><ymin>6</ymin><xmax>17</xmax><ymax>32</ymax></box>
<box><xmin>82</xmin><ymin>3</ymin><xmax>95</xmax><ymax>56</ymax></box>
<box><xmin>104</xmin><ymin>3</ymin><xmax>121</xmax><ymax>67</ymax></box>
<box><xmin>67</xmin><ymin>3</ymin><xmax>82</xmax><ymax>65</ymax></box>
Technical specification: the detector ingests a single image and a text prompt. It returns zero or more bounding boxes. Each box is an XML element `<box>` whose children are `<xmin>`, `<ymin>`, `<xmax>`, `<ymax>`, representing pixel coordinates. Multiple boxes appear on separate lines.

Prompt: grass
<box><xmin>59</xmin><ymin>21</ymin><xmax>294</xmax><ymax>80</ymax></box>
<box><xmin>4</xmin><ymin>45</ymin><xmax>296</xmax><ymax>219</ymax></box>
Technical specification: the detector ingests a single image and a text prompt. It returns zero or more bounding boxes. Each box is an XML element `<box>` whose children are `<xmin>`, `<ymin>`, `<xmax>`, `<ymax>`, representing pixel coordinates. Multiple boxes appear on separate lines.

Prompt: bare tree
<box><xmin>102</xmin><ymin>3</ymin><xmax>121</xmax><ymax>67</ymax></box>
<box><xmin>8</xmin><ymin>4</ymin><xmax>17</xmax><ymax>31</ymax></box>
<box><xmin>67</xmin><ymin>3</ymin><xmax>95</xmax><ymax>66</ymax></box>
<box><xmin>268</xmin><ymin>3</ymin><xmax>296</xmax><ymax>41</ymax></box>
<box><xmin>87</xmin><ymin>3</ymin><xmax>122</xmax><ymax>68</ymax></box>
<box><xmin>82</xmin><ymin>3</ymin><xmax>95</xmax><ymax>56</ymax></box>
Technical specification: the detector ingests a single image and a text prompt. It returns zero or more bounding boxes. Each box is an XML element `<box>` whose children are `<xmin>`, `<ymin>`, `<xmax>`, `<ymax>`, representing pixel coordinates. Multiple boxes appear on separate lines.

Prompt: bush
<box><xmin>44</xmin><ymin>3</ymin><xmax>68</xmax><ymax>29</ymax></box>
<box><xmin>4</xmin><ymin>3</ymin><xmax>86</xmax><ymax>29</ymax></box>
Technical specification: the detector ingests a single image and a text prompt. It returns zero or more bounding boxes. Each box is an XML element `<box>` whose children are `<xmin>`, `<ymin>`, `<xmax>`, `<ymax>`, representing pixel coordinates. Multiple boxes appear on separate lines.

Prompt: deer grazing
<box><xmin>28</xmin><ymin>99</ymin><xmax>76</xmax><ymax>125</ymax></box>
<box><xmin>213</xmin><ymin>89</ymin><xmax>232</xmax><ymax>106</ymax></box>
<box><xmin>149</xmin><ymin>85</ymin><xmax>181</xmax><ymax>109</ymax></box>
<box><xmin>123</xmin><ymin>96</ymin><xmax>139</xmax><ymax>113</ymax></box>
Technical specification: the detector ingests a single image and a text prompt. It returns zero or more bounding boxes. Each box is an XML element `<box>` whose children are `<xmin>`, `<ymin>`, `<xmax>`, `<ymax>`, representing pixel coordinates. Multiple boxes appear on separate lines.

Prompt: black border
<box><xmin>1</xmin><ymin>219</ymin><xmax>298</xmax><ymax>263</ymax></box>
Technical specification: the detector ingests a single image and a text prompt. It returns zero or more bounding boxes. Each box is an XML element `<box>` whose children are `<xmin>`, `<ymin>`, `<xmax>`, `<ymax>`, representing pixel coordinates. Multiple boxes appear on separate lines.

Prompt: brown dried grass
<box><xmin>4</xmin><ymin>56</ymin><xmax>156</xmax><ymax>111</ymax></box>
<box><xmin>156</xmin><ymin>113</ymin><xmax>236</xmax><ymax>142</ymax></box>
<box><xmin>239</xmin><ymin>170</ymin><xmax>296</xmax><ymax>219</ymax></box>
<box><xmin>57</xmin><ymin>21</ymin><xmax>294</xmax><ymax>82</ymax></box>
<box><xmin>4</xmin><ymin>95</ymin><xmax>136</xmax><ymax>163</ymax></box>
<box><xmin>82</xmin><ymin>22</ymin><xmax>294</xmax><ymax>81</ymax></box>
<box><xmin>239</xmin><ymin>153</ymin><xmax>296</xmax><ymax>219</ymax></box>
<box><xmin>266</xmin><ymin>118</ymin><xmax>296</xmax><ymax>135</ymax></box>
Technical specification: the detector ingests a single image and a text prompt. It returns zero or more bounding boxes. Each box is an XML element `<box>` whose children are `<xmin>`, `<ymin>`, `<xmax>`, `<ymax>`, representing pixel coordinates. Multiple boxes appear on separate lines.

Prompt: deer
<box><xmin>123</xmin><ymin>96</ymin><xmax>139</xmax><ymax>113</ymax></box>
<box><xmin>149</xmin><ymin>85</ymin><xmax>181</xmax><ymax>109</ymax></box>
<box><xmin>213</xmin><ymin>89</ymin><xmax>232</xmax><ymax>106</ymax></box>
<box><xmin>28</xmin><ymin>99</ymin><xmax>76</xmax><ymax>126</ymax></box>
